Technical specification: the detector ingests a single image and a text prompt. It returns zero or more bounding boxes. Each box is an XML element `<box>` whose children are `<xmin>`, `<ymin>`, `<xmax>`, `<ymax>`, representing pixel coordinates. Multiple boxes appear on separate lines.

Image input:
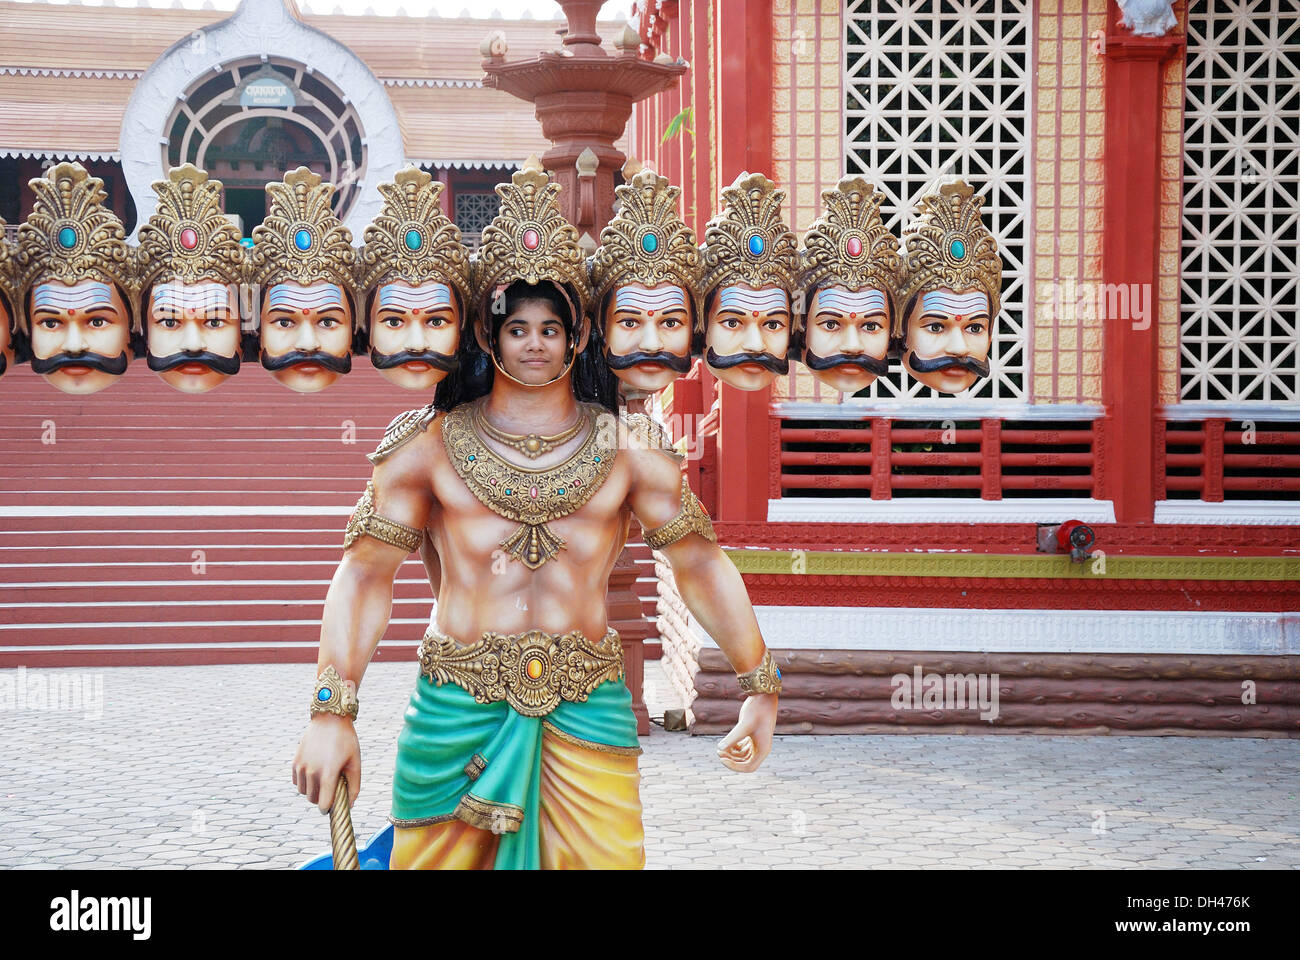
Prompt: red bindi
<box><xmin>850</xmin><ymin>312</ymin><xmax>857</xmax><ymax>318</ymax></box>
<box><xmin>752</xmin><ymin>310</ymin><xmax>758</xmax><ymax>317</ymax></box>
<box><xmin>647</xmin><ymin>310</ymin><xmax>655</xmax><ymax>316</ymax></box>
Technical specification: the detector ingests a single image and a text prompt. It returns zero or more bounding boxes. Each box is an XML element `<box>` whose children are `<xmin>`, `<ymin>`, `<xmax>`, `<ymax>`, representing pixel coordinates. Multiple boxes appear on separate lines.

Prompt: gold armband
<box><xmin>641</xmin><ymin>476</ymin><xmax>716</xmax><ymax>551</ymax></box>
<box><xmin>343</xmin><ymin>481</ymin><xmax>423</xmax><ymax>553</ymax></box>
<box><xmin>737</xmin><ymin>649</ymin><xmax>782</xmax><ymax>696</ymax></box>
<box><xmin>311</xmin><ymin>665</ymin><xmax>359</xmax><ymax>719</ymax></box>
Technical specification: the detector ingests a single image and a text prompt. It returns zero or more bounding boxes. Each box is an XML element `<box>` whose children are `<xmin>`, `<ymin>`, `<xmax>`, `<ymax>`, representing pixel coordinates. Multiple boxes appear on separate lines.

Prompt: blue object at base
<box><xmin>298</xmin><ymin>823</ymin><xmax>393</xmax><ymax>870</ymax></box>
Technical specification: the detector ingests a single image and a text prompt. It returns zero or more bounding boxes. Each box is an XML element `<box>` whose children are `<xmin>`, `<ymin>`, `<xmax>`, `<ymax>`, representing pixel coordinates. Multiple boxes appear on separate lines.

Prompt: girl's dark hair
<box><xmin>434</xmin><ymin>279</ymin><xmax>617</xmax><ymax>413</ymax></box>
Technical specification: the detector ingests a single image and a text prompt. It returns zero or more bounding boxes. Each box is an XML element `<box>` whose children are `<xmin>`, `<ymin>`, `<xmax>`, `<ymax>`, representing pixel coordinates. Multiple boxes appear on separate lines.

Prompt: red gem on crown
<box><xmin>522</xmin><ymin>228</ymin><xmax>541</xmax><ymax>251</ymax></box>
<box><xmin>179</xmin><ymin>227</ymin><xmax>199</xmax><ymax>250</ymax></box>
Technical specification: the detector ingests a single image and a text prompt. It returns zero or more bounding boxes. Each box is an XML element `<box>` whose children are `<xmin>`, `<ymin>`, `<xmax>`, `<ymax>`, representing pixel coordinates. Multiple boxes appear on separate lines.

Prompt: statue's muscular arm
<box><xmin>625</xmin><ymin>441</ymin><xmax>779</xmax><ymax>772</ymax></box>
<box><xmin>292</xmin><ymin>421</ymin><xmax>437</xmax><ymax>812</ymax></box>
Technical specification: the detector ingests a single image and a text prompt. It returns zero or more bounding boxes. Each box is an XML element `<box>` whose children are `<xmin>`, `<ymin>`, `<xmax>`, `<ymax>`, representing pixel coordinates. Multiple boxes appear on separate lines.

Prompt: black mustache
<box><xmin>370</xmin><ymin>348</ymin><xmax>459</xmax><ymax>372</ymax></box>
<box><xmin>31</xmin><ymin>351</ymin><xmax>129</xmax><ymax>376</ymax></box>
<box><xmin>604</xmin><ymin>349</ymin><xmax>693</xmax><ymax>373</ymax></box>
<box><xmin>0</xmin><ymin>350</ymin><xmax>5</xmax><ymax>376</ymax></box>
<box><xmin>802</xmin><ymin>348</ymin><xmax>889</xmax><ymax>376</ymax></box>
<box><xmin>147</xmin><ymin>350</ymin><xmax>241</xmax><ymax>375</ymax></box>
<box><xmin>705</xmin><ymin>347</ymin><xmax>789</xmax><ymax>375</ymax></box>
<box><xmin>905</xmin><ymin>351</ymin><xmax>990</xmax><ymax>378</ymax></box>
<box><xmin>260</xmin><ymin>349</ymin><xmax>352</xmax><ymax>373</ymax></box>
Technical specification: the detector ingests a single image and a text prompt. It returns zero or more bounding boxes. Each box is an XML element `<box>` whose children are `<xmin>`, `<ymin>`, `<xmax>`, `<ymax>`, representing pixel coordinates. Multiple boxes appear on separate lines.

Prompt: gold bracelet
<box><xmin>311</xmin><ymin>665</ymin><xmax>359</xmax><ymax>720</ymax></box>
<box><xmin>736</xmin><ymin>649</ymin><xmax>781</xmax><ymax>696</ymax></box>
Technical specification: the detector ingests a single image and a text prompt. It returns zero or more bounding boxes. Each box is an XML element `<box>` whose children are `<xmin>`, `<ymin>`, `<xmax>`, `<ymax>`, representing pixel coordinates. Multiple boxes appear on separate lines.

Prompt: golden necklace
<box><xmin>471</xmin><ymin>405</ymin><xmax>586</xmax><ymax>459</ymax></box>
<box><xmin>443</xmin><ymin>401</ymin><xmax>619</xmax><ymax>569</ymax></box>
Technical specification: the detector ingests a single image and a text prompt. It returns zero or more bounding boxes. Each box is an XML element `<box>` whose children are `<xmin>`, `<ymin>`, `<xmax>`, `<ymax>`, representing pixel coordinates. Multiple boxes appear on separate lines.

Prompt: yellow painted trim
<box><xmin>722</xmin><ymin>549</ymin><xmax>1300</xmax><ymax>582</ymax></box>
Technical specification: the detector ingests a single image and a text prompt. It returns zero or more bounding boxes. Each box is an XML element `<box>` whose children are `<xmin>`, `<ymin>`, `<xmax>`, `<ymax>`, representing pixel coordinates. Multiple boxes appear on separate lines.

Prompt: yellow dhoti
<box><xmin>391</xmin><ymin>723</ymin><xmax>645</xmax><ymax>870</ymax></box>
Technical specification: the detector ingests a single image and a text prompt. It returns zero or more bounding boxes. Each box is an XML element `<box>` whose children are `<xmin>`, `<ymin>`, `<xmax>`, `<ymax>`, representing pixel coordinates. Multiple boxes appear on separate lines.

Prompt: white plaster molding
<box><xmin>1154</xmin><ymin>501</ymin><xmax>1300</xmax><ymax>525</ymax></box>
<box><xmin>118</xmin><ymin>0</ymin><xmax>404</xmax><ymax>240</ymax></box>
<box><xmin>0</xmin><ymin>149</ymin><xmax>121</xmax><ymax>162</ymax></box>
<box><xmin>691</xmin><ymin>606</ymin><xmax>1300</xmax><ymax>656</ymax></box>
<box><xmin>767</xmin><ymin>497</ymin><xmax>1117</xmax><ymax>524</ymax></box>
<box><xmin>1160</xmin><ymin>403</ymin><xmax>1300</xmax><ymax>421</ymax></box>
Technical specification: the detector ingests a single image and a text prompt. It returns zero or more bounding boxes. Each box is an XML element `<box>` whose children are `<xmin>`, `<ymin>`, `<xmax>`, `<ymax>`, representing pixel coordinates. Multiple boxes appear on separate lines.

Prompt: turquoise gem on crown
<box><xmin>404</xmin><ymin>229</ymin><xmax>423</xmax><ymax>252</ymax></box>
<box><xmin>747</xmin><ymin>233</ymin><xmax>765</xmax><ymax>257</ymax></box>
<box><xmin>949</xmin><ymin>238</ymin><xmax>966</xmax><ymax>260</ymax></box>
<box><xmin>294</xmin><ymin>229</ymin><xmax>313</xmax><ymax>252</ymax></box>
<box><xmin>57</xmin><ymin>226</ymin><xmax>77</xmax><ymax>249</ymax></box>
<box><xmin>641</xmin><ymin>232</ymin><xmax>659</xmax><ymax>254</ymax></box>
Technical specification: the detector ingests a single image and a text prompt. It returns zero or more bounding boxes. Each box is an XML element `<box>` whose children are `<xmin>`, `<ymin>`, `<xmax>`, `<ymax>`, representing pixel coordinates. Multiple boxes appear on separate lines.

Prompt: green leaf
<box><xmin>660</xmin><ymin>106</ymin><xmax>695</xmax><ymax>144</ymax></box>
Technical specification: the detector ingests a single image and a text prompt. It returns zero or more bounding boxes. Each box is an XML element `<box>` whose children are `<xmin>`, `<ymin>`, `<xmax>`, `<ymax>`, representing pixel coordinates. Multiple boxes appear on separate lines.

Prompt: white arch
<box><xmin>119</xmin><ymin>0</ymin><xmax>404</xmax><ymax>240</ymax></box>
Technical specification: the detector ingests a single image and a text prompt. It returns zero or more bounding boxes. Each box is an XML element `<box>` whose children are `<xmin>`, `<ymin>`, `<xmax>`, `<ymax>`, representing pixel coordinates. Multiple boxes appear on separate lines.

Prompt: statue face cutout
<box><xmin>368</xmin><ymin>280</ymin><xmax>460</xmax><ymax>392</ymax></box>
<box><xmin>704</xmin><ymin>283</ymin><xmax>791</xmax><ymax>392</ymax></box>
<box><xmin>0</xmin><ymin>297</ymin><xmax>11</xmax><ymax>379</ymax></box>
<box><xmin>603</xmin><ymin>283</ymin><xmax>693</xmax><ymax>393</ymax></box>
<box><xmin>146</xmin><ymin>281</ymin><xmax>241</xmax><ymax>394</ymax></box>
<box><xmin>28</xmin><ymin>280</ymin><xmax>131</xmax><ymax>394</ymax></box>
<box><xmin>803</xmin><ymin>286</ymin><xmax>891</xmax><ymax>393</ymax></box>
<box><xmin>903</xmin><ymin>289</ymin><xmax>992</xmax><ymax>394</ymax></box>
<box><xmin>259</xmin><ymin>281</ymin><xmax>353</xmax><ymax>393</ymax></box>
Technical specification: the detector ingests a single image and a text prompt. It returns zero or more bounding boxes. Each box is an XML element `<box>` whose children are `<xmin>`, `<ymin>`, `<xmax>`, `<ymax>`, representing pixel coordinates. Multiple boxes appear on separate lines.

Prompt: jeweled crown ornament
<box><xmin>18</xmin><ymin>161</ymin><xmax>140</xmax><ymax>324</ymax></box>
<box><xmin>474</xmin><ymin>155</ymin><xmax>591</xmax><ymax>317</ymax></box>
<box><xmin>357</xmin><ymin>165</ymin><xmax>472</xmax><ymax>308</ymax></box>
<box><xmin>0</xmin><ymin>217</ymin><xmax>20</xmax><ymax>331</ymax></box>
<box><xmin>136</xmin><ymin>165</ymin><xmax>245</xmax><ymax>318</ymax></box>
<box><xmin>250</xmin><ymin>166</ymin><xmax>356</xmax><ymax>294</ymax></box>
<box><xmin>895</xmin><ymin>179</ymin><xmax>1003</xmax><ymax>335</ymax></box>
<box><xmin>699</xmin><ymin>171</ymin><xmax>800</xmax><ymax>328</ymax></box>
<box><xmin>590</xmin><ymin>165</ymin><xmax>701</xmax><ymax>314</ymax></box>
<box><xmin>801</xmin><ymin>176</ymin><xmax>901</xmax><ymax>296</ymax></box>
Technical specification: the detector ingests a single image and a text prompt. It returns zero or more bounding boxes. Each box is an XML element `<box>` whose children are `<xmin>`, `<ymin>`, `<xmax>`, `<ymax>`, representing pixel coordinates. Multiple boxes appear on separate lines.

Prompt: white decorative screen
<box><xmin>1180</xmin><ymin>0</ymin><xmax>1300</xmax><ymax>402</ymax></box>
<box><xmin>843</xmin><ymin>0</ymin><xmax>1031</xmax><ymax>400</ymax></box>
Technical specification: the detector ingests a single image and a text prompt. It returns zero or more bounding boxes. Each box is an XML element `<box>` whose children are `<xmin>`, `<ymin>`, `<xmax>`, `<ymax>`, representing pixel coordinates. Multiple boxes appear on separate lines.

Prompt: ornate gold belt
<box><xmin>418</xmin><ymin>625</ymin><xmax>625</xmax><ymax>718</ymax></box>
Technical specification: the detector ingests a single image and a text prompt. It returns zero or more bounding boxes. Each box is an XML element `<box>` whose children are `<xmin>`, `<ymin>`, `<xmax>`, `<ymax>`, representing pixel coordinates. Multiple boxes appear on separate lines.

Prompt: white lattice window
<box><xmin>1180</xmin><ymin>0</ymin><xmax>1300</xmax><ymax>403</ymax></box>
<box><xmin>844</xmin><ymin>0</ymin><xmax>1031</xmax><ymax>400</ymax></box>
<box><xmin>454</xmin><ymin>191</ymin><xmax>501</xmax><ymax>251</ymax></box>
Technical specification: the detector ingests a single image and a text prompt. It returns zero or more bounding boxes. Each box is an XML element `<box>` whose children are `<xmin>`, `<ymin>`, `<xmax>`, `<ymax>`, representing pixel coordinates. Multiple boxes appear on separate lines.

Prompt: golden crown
<box><xmin>801</xmin><ymin>176</ymin><xmax>901</xmax><ymax>298</ymax></box>
<box><xmin>896</xmin><ymin>179</ymin><xmax>1002</xmax><ymax>335</ymax></box>
<box><xmin>474</xmin><ymin>156</ymin><xmax>590</xmax><ymax>317</ymax></box>
<box><xmin>250</xmin><ymin>166</ymin><xmax>356</xmax><ymax>293</ymax></box>
<box><xmin>17</xmin><ymin>162</ymin><xmax>140</xmax><ymax>329</ymax></box>
<box><xmin>136</xmin><ymin>164</ymin><xmax>245</xmax><ymax>318</ymax></box>
<box><xmin>590</xmin><ymin>166</ymin><xmax>700</xmax><ymax>317</ymax></box>
<box><xmin>357</xmin><ymin>165</ymin><xmax>472</xmax><ymax>309</ymax></box>
<box><xmin>0</xmin><ymin>217</ymin><xmax>19</xmax><ymax>333</ymax></box>
<box><xmin>699</xmin><ymin>171</ymin><xmax>800</xmax><ymax>326</ymax></box>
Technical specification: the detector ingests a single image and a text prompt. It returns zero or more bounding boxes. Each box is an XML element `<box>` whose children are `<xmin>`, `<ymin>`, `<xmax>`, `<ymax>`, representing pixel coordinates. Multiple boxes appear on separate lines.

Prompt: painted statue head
<box><xmin>18</xmin><ymin>163</ymin><xmax>140</xmax><ymax>395</ymax></box>
<box><xmin>799</xmin><ymin>177</ymin><xmax>901</xmax><ymax>394</ymax></box>
<box><xmin>896</xmin><ymin>180</ymin><xmax>1002</xmax><ymax>395</ymax></box>
<box><xmin>591</xmin><ymin>165</ymin><xmax>699</xmax><ymax>394</ymax></box>
<box><xmin>251</xmin><ymin>167</ymin><xmax>357</xmax><ymax>394</ymax></box>
<box><xmin>699</xmin><ymin>172</ymin><xmax>799</xmax><ymax>392</ymax></box>
<box><xmin>136</xmin><ymin>165</ymin><xmax>246</xmax><ymax>394</ymax></box>
<box><xmin>473</xmin><ymin>157</ymin><xmax>592</xmax><ymax>392</ymax></box>
<box><xmin>358</xmin><ymin>167</ymin><xmax>470</xmax><ymax>392</ymax></box>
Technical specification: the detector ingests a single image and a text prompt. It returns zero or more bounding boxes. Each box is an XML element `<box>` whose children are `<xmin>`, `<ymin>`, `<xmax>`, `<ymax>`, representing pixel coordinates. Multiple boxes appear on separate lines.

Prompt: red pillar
<box><xmin>1099</xmin><ymin>14</ymin><xmax>1184</xmax><ymax>522</ymax></box>
<box><xmin>714</xmin><ymin>0</ymin><xmax>775</xmax><ymax>522</ymax></box>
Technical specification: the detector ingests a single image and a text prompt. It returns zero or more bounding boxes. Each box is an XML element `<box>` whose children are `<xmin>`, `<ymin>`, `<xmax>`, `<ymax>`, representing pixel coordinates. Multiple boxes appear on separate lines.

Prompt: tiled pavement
<box><xmin>0</xmin><ymin>661</ymin><xmax>1296</xmax><ymax>869</ymax></box>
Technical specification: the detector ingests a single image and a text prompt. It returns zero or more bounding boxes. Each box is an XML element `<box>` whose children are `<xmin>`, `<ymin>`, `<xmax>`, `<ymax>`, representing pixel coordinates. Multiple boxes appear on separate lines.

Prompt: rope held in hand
<box><xmin>329</xmin><ymin>775</ymin><xmax>359</xmax><ymax>871</ymax></box>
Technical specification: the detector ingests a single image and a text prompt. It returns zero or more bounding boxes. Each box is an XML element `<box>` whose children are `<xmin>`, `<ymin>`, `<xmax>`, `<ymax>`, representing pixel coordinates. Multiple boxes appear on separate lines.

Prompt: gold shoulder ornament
<box><xmin>368</xmin><ymin>403</ymin><xmax>438</xmax><ymax>465</ymax></box>
<box><xmin>623</xmin><ymin>411</ymin><xmax>683</xmax><ymax>465</ymax></box>
<box><xmin>641</xmin><ymin>475</ymin><xmax>716</xmax><ymax>551</ymax></box>
<box><xmin>343</xmin><ymin>480</ymin><xmax>424</xmax><ymax>554</ymax></box>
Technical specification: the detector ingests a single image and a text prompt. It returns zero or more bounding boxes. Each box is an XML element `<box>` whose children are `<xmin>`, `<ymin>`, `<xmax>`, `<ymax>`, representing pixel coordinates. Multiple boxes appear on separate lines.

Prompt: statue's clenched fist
<box><xmin>293</xmin><ymin>714</ymin><xmax>361</xmax><ymax>814</ymax></box>
<box><xmin>716</xmin><ymin>692</ymin><xmax>778</xmax><ymax>773</ymax></box>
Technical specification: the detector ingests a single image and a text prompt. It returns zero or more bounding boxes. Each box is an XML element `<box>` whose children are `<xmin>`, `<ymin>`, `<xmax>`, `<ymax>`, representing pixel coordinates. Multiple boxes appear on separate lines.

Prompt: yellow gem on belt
<box><xmin>526</xmin><ymin>657</ymin><xmax>545</xmax><ymax>680</ymax></box>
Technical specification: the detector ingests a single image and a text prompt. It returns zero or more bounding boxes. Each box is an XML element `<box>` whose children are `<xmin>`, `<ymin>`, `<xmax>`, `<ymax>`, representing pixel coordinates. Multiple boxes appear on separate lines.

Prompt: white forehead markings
<box><xmin>717</xmin><ymin>286</ymin><xmax>788</xmax><ymax>312</ymax></box>
<box><xmin>33</xmin><ymin>281</ymin><xmax>115</xmax><ymax>312</ymax></box>
<box><xmin>153</xmin><ymin>282</ymin><xmax>233</xmax><ymax>315</ymax></box>
<box><xmin>817</xmin><ymin>288</ymin><xmax>888</xmax><ymax>314</ymax></box>
<box><xmin>378</xmin><ymin>283</ymin><xmax>453</xmax><ymax>310</ymax></box>
<box><xmin>920</xmin><ymin>291</ymin><xmax>989</xmax><ymax>315</ymax></box>
<box><xmin>614</xmin><ymin>286</ymin><xmax>688</xmax><ymax>311</ymax></box>
<box><xmin>267</xmin><ymin>283</ymin><xmax>345</xmax><ymax>311</ymax></box>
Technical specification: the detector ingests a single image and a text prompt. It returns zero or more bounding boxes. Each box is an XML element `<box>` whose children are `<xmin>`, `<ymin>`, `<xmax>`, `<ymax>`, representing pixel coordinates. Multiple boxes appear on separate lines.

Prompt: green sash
<box><xmin>389</xmin><ymin>673</ymin><xmax>641</xmax><ymax>870</ymax></box>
